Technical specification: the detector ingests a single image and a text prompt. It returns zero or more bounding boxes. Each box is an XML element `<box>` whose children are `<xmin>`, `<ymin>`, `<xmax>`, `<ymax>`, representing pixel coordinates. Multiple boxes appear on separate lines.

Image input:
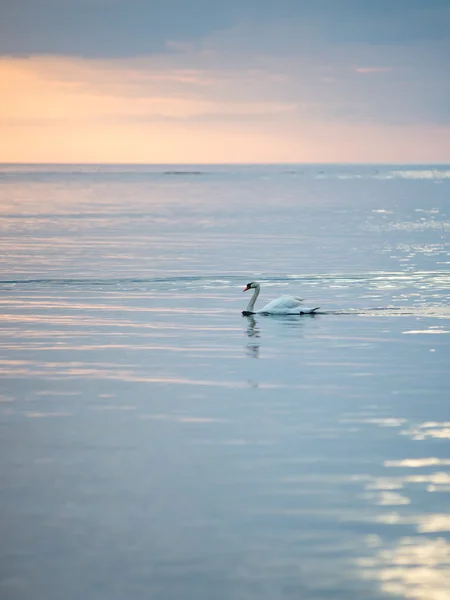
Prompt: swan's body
<box><xmin>242</xmin><ymin>282</ymin><xmax>320</xmax><ymax>315</ymax></box>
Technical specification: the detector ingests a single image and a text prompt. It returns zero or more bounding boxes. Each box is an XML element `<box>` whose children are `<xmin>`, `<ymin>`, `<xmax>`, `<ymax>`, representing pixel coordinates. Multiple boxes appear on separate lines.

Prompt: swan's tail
<box><xmin>299</xmin><ymin>307</ymin><xmax>320</xmax><ymax>314</ymax></box>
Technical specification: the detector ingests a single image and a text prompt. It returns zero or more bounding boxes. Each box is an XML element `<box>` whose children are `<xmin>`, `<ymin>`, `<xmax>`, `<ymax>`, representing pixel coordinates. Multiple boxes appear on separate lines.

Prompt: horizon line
<box><xmin>1</xmin><ymin>161</ymin><xmax>450</xmax><ymax>166</ymax></box>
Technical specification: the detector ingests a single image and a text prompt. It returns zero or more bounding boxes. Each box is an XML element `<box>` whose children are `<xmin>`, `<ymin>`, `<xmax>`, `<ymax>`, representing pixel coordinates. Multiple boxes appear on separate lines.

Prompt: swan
<box><xmin>242</xmin><ymin>282</ymin><xmax>320</xmax><ymax>316</ymax></box>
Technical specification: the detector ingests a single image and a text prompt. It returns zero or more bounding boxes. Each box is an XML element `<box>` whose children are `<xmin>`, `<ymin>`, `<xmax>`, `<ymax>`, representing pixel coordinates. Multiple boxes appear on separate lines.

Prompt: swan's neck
<box><xmin>247</xmin><ymin>285</ymin><xmax>260</xmax><ymax>312</ymax></box>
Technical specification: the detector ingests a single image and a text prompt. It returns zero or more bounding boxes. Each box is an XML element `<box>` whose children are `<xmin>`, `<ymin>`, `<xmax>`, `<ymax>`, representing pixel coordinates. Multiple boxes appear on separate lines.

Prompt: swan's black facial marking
<box><xmin>243</xmin><ymin>283</ymin><xmax>252</xmax><ymax>292</ymax></box>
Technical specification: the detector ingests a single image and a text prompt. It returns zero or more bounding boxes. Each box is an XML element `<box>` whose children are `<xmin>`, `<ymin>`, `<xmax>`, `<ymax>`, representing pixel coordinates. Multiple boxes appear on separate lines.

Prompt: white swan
<box><xmin>242</xmin><ymin>282</ymin><xmax>320</xmax><ymax>315</ymax></box>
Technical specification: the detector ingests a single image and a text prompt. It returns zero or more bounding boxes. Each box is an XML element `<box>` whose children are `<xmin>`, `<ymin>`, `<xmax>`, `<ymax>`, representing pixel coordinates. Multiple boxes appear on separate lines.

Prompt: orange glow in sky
<box><xmin>1</xmin><ymin>53</ymin><xmax>449</xmax><ymax>164</ymax></box>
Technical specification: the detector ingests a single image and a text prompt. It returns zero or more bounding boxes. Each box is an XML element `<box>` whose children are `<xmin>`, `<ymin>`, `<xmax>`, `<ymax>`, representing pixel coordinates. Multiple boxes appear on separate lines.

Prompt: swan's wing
<box><xmin>259</xmin><ymin>305</ymin><xmax>320</xmax><ymax>315</ymax></box>
<box><xmin>258</xmin><ymin>295</ymin><xmax>304</xmax><ymax>313</ymax></box>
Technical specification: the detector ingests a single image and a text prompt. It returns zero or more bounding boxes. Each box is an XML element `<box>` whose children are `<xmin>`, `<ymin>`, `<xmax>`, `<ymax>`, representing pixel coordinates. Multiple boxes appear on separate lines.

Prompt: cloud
<box><xmin>1</xmin><ymin>1</ymin><xmax>449</xmax><ymax>58</ymax></box>
<box><xmin>1</xmin><ymin>52</ymin><xmax>450</xmax><ymax>163</ymax></box>
<box><xmin>0</xmin><ymin>1</ymin><xmax>449</xmax><ymax>161</ymax></box>
<box><xmin>354</xmin><ymin>67</ymin><xmax>395</xmax><ymax>74</ymax></box>
<box><xmin>0</xmin><ymin>0</ymin><xmax>235</xmax><ymax>58</ymax></box>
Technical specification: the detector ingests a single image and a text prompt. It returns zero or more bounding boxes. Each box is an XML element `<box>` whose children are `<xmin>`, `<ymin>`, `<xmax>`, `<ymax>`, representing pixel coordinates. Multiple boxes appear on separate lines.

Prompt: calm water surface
<box><xmin>1</xmin><ymin>164</ymin><xmax>449</xmax><ymax>600</ymax></box>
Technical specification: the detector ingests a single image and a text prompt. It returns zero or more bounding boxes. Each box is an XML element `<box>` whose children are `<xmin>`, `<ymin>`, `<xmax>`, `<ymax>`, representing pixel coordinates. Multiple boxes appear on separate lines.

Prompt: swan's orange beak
<box><xmin>243</xmin><ymin>284</ymin><xmax>251</xmax><ymax>292</ymax></box>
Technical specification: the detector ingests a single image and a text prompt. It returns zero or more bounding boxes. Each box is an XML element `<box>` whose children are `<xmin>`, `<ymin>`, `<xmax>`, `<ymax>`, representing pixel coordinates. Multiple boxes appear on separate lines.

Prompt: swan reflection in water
<box><xmin>245</xmin><ymin>316</ymin><xmax>260</xmax><ymax>358</ymax></box>
<box><xmin>244</xmin><ymin>311</ymin><xmax>318</xmax><ymax>357</ymax></box>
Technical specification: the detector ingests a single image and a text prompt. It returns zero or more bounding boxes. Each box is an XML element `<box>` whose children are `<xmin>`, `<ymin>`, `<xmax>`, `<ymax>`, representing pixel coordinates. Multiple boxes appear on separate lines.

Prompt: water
<box><xmin>1</xmin><ymin>164</ymin><xmax>449</xmax><ymax>600</ymax></box>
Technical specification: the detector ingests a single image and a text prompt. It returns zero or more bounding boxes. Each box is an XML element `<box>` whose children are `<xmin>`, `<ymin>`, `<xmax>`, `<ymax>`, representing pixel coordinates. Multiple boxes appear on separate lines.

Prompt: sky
<box><xmin>1</xmin><ymin>0</ymin><xmax>450</xmax><ymax>163</ymax></box>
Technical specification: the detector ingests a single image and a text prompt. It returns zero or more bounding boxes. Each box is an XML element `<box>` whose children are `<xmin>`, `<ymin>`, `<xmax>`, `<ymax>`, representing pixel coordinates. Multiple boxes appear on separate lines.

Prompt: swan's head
<box><xmin>244</xmin><ymin>282</ymin><xmax>259</xmax><ymax>292</ymax></box>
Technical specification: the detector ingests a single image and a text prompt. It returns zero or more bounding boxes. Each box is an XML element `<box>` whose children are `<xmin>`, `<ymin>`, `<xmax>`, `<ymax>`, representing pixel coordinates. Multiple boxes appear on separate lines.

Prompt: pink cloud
<box><xmin>355</xmin><ymin>67</ymin><xmax>394</xmax><ymax>74</ymax></box>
